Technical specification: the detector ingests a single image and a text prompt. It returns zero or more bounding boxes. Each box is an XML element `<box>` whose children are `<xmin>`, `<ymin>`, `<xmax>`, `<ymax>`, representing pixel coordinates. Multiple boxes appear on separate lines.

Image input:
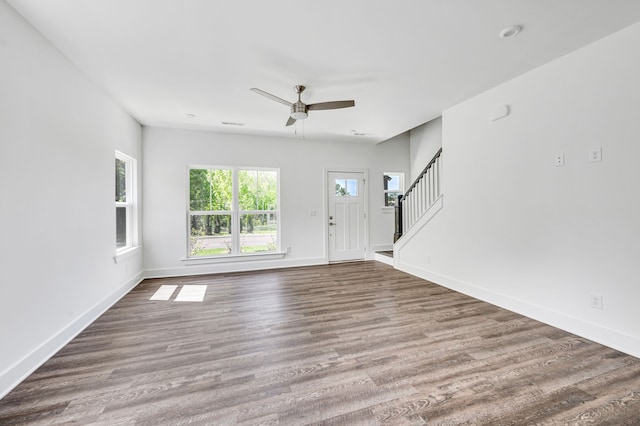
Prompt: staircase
<box><xmin>395</xmin><ymin>148</ymin><xmax>443</xmax><ymax>241</ymax></box>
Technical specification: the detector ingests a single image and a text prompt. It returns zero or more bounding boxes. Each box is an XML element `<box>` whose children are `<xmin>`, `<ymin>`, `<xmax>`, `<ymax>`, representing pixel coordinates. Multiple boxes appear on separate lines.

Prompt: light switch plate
<box><xmin>554</xmin><ymin>153</ymin><xmax>565</xmax><ymax>166</ymax></box>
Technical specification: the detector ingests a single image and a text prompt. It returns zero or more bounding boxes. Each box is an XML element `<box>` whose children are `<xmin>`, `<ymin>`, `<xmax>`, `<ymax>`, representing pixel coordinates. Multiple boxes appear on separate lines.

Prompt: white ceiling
<box><xmin>8</xmin><ymin>0</ymin><xmax>640</xmax><ymax>144</ymax></box>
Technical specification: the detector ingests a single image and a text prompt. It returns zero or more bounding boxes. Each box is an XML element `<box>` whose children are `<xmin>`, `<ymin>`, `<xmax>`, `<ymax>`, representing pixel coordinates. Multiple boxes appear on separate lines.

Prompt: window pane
<box><xmin>384</xmin><ymin>174</ymin><xmax>400</xmax><ymax>191</ymax></box>
<box><xmin>116</xmin><ymin>206</ymin><xmax>127</xmax><ymax>248</ymax></box>
<box><xmin>116</xmin><ymin>158</ymin><xmax>126</xmax><ymax>202</ymax></box>
<box><xmin>190</xmin><ymin>169</ymin><xmax>232</xmax><ymax>211</ymax></box>
<box><xmin>190</xmin><ymin>214</ymin><xmax>232</xmax><ymax>256</ymax></box>
<box><xmin>335</xmin><ymin>179</ymin><xmax>358</xmax><ymax>196</ymax></box>
<box><xmin>346</xmin><ymin>179</ymin><xmax>358</xmax><ymax>196</ymax></box>
<box><xmin>240</xmin><ymin>213</ymin><xmax>277</xmax><ymax>253</ymax></box>
<box><xmin>239</xmin><ymin>170</ymin><xmax>278</xmax><ymax>210</ymax></box>
<box><xmin>385</xmin><ymin>192</ymin><xmax>401</xmax><ymax>207</ymax></box>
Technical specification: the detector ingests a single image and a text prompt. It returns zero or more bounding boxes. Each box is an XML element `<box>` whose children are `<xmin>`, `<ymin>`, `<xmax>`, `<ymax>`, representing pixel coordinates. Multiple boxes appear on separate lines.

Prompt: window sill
<box><xmin>181</xmin><ymin>251</ymin><xmax>286</xmax><ymax>265</ymax></box>
<box><xmin>380</xmin><ymin>206</ymin><xmax>396</xmax><ymax>213</ymax></box>
<box><xmin>113</xmin><ymin>246</ymin><xmax>141</xmax><ymax>263</ymax></box>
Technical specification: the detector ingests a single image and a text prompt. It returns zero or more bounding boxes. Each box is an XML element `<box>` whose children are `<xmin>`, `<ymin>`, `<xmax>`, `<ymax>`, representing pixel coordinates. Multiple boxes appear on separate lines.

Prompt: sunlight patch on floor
<box><xmin>149</xmin><ymin>284</ymin><xmax>207</xmax><ymax>302</ymax></box>
<box><xmin>175</xmin><ymin>285</ymin><xmax>207</xmax><ymax>302</ymax></box>
<box><xmin>149</xmin><ymin>285</ymin><xmax>178</xmax><ymax>301</ymax></box>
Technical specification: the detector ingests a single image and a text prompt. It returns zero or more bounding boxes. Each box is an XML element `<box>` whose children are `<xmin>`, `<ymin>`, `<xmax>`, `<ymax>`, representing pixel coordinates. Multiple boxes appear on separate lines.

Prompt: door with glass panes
<box><xmin>327</xmin><ymin>171</ymin><xmax>365</xmax><ymax>262</ymax></box>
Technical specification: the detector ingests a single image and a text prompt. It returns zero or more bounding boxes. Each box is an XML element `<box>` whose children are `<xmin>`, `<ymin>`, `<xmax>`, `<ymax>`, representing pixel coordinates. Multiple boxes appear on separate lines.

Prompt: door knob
<box><xmin>329</xmin><ymin>222</ymin><xmax>336</xmax><ymax>226</ymax></box>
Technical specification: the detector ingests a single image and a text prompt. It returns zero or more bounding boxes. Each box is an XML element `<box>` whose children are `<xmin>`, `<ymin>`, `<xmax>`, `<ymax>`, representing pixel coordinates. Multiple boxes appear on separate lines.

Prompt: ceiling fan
<box><xmin>250</xmin><ymin>85</ymin><xmax>355</xmax><ymax>126</ymax></box>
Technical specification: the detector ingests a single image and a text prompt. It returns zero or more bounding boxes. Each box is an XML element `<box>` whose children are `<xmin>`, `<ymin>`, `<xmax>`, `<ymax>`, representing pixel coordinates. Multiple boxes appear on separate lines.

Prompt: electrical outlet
<box><xmin>590</xmin><ymin>293</ymin><xmax>603</xmax><ymax>310</ymax></box>
<box><xmin>554</xmin><ymin>153</ymin><xmax>565</xmax><ymax>166</ymax></box>
<box><xmin>286</xmin><ymin>246</ymin><xmax>292</xmax><ymax>253</ymax></box>
<box><xmin>589</xmin><ymin>147</ymin><xmax>602</xmax><ymax>162</ymax></box>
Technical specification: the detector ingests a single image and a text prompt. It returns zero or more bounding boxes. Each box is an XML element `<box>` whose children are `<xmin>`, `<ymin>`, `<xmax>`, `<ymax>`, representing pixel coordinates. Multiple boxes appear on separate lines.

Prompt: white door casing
<box><xmin>327</xmin><ymin>171</ymin><xmax>366</xmax><ymax>262</ymax></box>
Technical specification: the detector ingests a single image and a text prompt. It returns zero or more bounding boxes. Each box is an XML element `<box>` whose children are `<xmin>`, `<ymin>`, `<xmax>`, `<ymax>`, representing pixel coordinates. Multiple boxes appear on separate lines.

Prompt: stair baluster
<box><xmin>394</xmin><ymin>148</ymin><xmax>442</xmax><ymax>240</ymax></box>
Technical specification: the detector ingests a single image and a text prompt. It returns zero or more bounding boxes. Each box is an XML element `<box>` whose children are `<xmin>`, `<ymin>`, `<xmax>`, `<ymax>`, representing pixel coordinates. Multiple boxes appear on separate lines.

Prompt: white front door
<box><xmin>327</xmin><ymin>171</ymin><xmax>366</xmax><ymax>262</ymax></box>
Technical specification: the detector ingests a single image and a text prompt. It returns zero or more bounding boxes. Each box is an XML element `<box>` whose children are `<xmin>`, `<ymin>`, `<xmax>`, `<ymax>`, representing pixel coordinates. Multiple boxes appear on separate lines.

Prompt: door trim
<box><xmin>324</xmin><ymin>167</ymin><xmax>369</xmax><ymax>262</ymax></box>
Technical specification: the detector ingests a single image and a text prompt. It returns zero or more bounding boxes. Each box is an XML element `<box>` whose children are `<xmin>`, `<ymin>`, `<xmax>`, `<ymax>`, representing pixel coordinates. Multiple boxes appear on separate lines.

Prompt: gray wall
<box><xmin>0</xmin><ymin>2</ymin><xmax>143</xmax><ymax>397</ymax></box>
<box><xmin>142</xmin><ymin>127</ymin><xmax>410</xmax><ymax>276</ymax></box>
<box><xmin>397</xmin><ymin>21</ymin><xmax>640</xmax><ymax>357</ymax></box>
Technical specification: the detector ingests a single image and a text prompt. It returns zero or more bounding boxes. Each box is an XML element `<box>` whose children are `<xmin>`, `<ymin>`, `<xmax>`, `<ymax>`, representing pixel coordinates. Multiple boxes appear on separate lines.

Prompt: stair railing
<box><xmin>394</xmin><ymin>148</ymin><xmax>442</xmax><ymax>241</ymax></box>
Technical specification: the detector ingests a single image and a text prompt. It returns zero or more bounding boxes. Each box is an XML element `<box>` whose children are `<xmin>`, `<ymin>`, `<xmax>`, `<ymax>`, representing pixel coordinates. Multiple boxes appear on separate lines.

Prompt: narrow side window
<box><xmin>383</xmin><ymin>172</ymin><xmax>404</xmax><ymax>207</ymax></box>
<box><xmin>116</xmin><ymin>151</ymin><xmax>137</xmax><ymax>252</ymax></box>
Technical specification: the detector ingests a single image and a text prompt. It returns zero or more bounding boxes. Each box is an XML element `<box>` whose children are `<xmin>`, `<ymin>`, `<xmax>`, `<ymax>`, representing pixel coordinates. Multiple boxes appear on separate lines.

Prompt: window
<box><xmin>115</xmin><ymin>151</ymin><xmax>137</xmax><ymax>252</ymax></box>
<box><xmin>383</xmin><ymin>172</ymin><xmax>404</xmax><ymax>207</ymax></box>
<box><xmin>188</xmin><ymin>167</ymin><xmax>279</xmax><ymax>257</ymax></box>
<box><xmin>335</xmin><ymin>178</ymin><xmax>358</xmax><ymax>196</ymax></box>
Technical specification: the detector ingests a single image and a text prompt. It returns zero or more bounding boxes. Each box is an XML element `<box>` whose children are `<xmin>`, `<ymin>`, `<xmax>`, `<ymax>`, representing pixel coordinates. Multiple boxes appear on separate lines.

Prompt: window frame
<box><xmin>187</xmin><ymin>165</ymin><xmax>281</xmax><ymax>258</ymax></box>
<box><xmin>115</xmin><ymin>150</ymin><xmax>138</xmax><ymax>255</ymax></box>
<box><xmin>383</xmin><ymin>172</ymin><xmax>404</xmax><ymax>208</ymax></box>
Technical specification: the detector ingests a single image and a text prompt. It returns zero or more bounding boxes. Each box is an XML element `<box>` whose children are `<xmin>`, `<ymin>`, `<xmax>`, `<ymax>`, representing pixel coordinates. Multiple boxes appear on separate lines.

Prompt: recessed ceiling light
<box><xmin>500</xmin><ymin>25</ymin><xmax>522</xmax><ymax>39</ymax></box>
<box><xmin>185</xmin><ymin>113</ymin><xmax>196</xmax><ymax>119</ymax></box>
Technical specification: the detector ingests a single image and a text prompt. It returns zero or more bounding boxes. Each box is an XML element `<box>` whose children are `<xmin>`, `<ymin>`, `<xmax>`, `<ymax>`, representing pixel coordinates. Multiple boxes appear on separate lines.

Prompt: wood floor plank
<box><xmin>1</xmin><ymin>261</ymin><xmax>640</xmax><ymax>425</ymax></box>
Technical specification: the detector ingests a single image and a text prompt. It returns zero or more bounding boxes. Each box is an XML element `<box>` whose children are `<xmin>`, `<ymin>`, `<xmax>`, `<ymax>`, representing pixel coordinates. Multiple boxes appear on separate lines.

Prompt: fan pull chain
<box><xmin>294</xmin><ymin>120</ymin><xmax>305</xmax><ymax>140</ymax></box>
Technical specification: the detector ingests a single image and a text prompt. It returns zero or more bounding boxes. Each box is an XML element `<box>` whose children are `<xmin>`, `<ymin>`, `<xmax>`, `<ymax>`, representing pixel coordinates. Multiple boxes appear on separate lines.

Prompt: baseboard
<box><xmin>0</xmin><ymin>271</ymin><xmax>144</xmax><ymax>400</ymax></box>
<box><xmin>144</xmin><ymin>257</ymin><xmax>329</xmax><ymax>279</ymax></box>
<box><xmin>373</xmin><ymin>252</ymin><xmax>394</xmax><ymax>266</ymax></box>
<box><xmin>396</xmin><ymin>261</ymin><xmax>640</xmax><ymax>359</ymax></box>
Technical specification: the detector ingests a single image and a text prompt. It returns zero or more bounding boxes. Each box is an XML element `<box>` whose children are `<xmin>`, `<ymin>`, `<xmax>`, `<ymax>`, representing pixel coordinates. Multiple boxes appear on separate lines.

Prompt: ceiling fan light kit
<box><xmin>250</xmin><ymin>84</ymin><xmax>355</xmax><ymax>126</ymax></box>
<box><xmin>291</xmin><ymin>105</ymin><xmax>308</xmax><ymax>120</ymax></box>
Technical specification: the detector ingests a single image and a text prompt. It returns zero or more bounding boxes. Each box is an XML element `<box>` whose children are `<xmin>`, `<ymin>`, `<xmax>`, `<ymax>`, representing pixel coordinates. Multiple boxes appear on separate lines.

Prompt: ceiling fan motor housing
<box><xmin>291</xmin><ymin>101</ymin><xmax>308</xmax><ymax>120</ymax></box>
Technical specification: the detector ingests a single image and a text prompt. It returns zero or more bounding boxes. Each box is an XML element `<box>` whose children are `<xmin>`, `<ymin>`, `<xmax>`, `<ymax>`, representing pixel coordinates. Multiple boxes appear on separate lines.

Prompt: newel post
<box><xmin>394</xmin><ymin>194</ymin><xmax>403</xmax><ymax>242</ymax></box>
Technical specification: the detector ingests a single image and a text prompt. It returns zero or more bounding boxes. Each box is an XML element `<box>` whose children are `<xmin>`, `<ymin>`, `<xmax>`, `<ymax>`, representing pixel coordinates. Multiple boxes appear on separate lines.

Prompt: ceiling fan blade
<box><xmin>250</xmin><ymin>88</ymin><xmax>292</xmax><ymax>107</ymax></box>
<box><xmin>286</xmin><ymin>116</ymin><xmax>296</xmax><ymax>126</ymax></box>
<box><xmin>307</xmin><ymin>100</ymin><xmax>355</xmax><ymax>111</ymax></box>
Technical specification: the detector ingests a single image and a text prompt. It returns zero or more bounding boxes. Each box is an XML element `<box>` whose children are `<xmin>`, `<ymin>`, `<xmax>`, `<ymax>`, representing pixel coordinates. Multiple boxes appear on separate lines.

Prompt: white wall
<box><xmin>397</xmin><ymin>22</ymin><xmax>640</xmax><ymax>357</ymax></box>
<box><xmin>409</xmin><ymin>116</ymin><xmax>442</xmax><ymax>182</ymax></box>
<box><xmin>143</xmin><ymin>127</ymin><xmax>409</xmax><ymax>276</ymax></box>
<box><xmin>0</xmin><ymin>2</ymin><xmax>142</xmax><ymax>398</ymax></box>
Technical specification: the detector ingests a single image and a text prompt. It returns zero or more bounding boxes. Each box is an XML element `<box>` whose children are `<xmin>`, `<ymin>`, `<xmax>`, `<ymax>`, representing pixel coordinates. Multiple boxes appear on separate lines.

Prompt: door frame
<box><xmin>323</xmin><ymin>167</ymin><xmax>370</xmax><ymax>262</ymax></box>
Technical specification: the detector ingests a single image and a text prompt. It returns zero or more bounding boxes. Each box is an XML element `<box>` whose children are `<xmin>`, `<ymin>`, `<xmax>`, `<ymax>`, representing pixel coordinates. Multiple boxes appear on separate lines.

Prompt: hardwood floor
<box><xmin>2</xmin><ymin>261</ymin><xmax>640</xmax><ymax>425</ymax></box>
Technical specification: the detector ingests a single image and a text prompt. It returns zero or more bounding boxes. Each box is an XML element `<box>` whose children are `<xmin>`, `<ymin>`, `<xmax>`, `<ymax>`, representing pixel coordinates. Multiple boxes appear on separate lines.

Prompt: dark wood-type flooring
<box><xmin>2</xmin><ymin>262</ymin><xmax>640</xmax><ymax>425</ymax></box>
